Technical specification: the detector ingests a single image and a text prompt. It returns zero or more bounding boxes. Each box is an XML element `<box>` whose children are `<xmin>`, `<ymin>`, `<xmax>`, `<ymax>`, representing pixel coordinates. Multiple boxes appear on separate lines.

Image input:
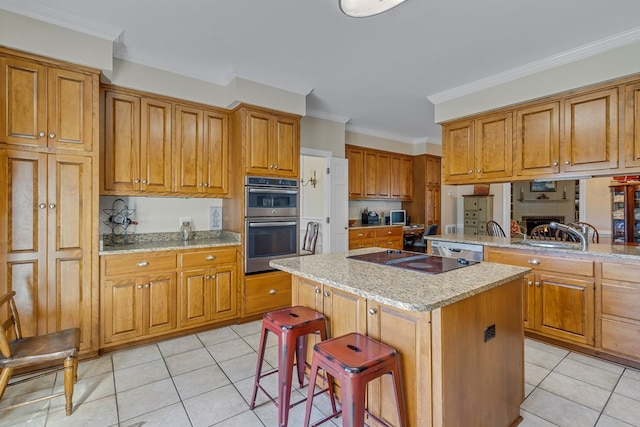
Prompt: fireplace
<box><xmin>521</xmin><ymin>215</ymin><xmax>565</xmax><ymax>235</ymax></box>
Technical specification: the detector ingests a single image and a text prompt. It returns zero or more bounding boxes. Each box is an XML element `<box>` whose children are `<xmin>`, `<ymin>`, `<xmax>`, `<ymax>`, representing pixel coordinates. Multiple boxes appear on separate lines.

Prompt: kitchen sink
<box><xmin>513</xmin><ymin>240</ymin><xmax>583</xmax><ymax>250</ymax></box>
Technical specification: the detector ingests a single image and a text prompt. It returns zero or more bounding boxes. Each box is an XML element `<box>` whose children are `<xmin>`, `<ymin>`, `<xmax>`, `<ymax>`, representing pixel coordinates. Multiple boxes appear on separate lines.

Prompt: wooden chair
<box><xmin>300</xmin><ymin>221</ymin><xmax>319</xmax><ymax>255</ymax></box>
<box><xmin>0</xmin><ymin>291</ymin><xmax>80</xmax><ymax>416</ymax></box>
<box><xmin>529</xmin><ymin>224</ymin><xmax>579</xmax><ymax>241</ymax></box>
<box><xmin>570</xmin><ymin>222</ymin><xmax>600</xmax><ymax>243</ymax></box>
<box><xmin>486</xmin><ymin>220</ymin><xmax>506</xmax><ymax>237</ymax></box>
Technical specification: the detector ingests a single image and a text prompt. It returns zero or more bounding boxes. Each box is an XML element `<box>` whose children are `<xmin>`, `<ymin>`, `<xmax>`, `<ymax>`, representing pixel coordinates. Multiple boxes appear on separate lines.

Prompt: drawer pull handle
<box><xmin>137</xmin><ymin>261</ymin><xmax>149</xmax><ymax>267</ymax></box>
<box><xmin>528</xmin><ymin>259</ymin><xmax>540</xmax><ymax>265</ymax></box>
<box><xmin>205</xmin><ymin>255</ymin><xmax>216</xmax><ymax>260</ymax></box>
<box><xmin>368</xmin><ymin>308</ymin><xmax>377</xmax><ymax>315</ymax></box>
<box><xmin>269</xmin><ymin>289</ymin><xmax>277</xmax><ymax>295</ymax></box>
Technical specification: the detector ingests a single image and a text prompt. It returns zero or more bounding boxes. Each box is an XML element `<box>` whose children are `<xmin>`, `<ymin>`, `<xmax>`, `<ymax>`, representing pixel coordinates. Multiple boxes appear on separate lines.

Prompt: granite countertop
<box><xmin>426</xmin><ymin>233</ymin><xmax>640</xmax><ymax>261</ymax></box>
<box><xmin>349</xmin><ymin>223</ymin><xmax>424</xmax><ymax>230</ymax></box>
<box><xmin>99</xmin><ymin>233</ymin><xmax>240</xmax><ymax>255</ymax></box>
<box><xmin>270</xmin><ymin>248</ymin><xmax>529</xmax><ymax>312</ymax></box>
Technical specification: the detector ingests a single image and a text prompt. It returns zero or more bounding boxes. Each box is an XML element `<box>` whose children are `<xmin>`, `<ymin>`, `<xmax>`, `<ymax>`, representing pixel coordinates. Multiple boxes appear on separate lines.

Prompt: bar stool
<box><xmin>250</xmin><ymin>305</ymin><xmax>333</xmax><ymax>427</ymax></box>
<box><xmin>303</xmin><ymin>332</ymin><xmax>407</xmax><ymax>427</ymax></box>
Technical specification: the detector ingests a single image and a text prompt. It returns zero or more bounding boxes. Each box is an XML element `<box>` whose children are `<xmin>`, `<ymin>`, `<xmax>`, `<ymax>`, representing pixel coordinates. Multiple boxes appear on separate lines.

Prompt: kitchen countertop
<box><xmin>270</xmin><ymin>247</ymin><xmax>529</xmax><ymax>312</ymax></box>
<box><xmin>426</xmin><ymin>233</ymin><xmax>640</xmax><ymax>261</ymax></box>
<box><xmin>349</xmin><ymin>223</ymin><xmax>424</xmax><ymax>230</ymax></box>
<box><xmin>99</xmin><ymin>234</ymin><xmax>240</xmax><ymax>255</ymax></box>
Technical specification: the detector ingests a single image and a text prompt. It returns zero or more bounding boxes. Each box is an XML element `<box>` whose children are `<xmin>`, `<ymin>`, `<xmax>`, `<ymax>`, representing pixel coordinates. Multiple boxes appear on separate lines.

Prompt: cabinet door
<box><xmin>211</xmin><ymin>265</ymin><xmax>237</xmax><ymax>320</ymax></box>
<box><xmin>140</xmin><ymin>97</ymin><xmax>172</xmax><ymax>193</ymax></box>
<box><xmin>146</xmin><ymin>273</ymin><xmax>177</xmax><ymax>335</ymax></box>
<box><xmin>426</xmin><ymin>185</ymin><xmax>440</xmax><ymax>227</ymax></box>
<box><xmin>273</xmin><ymin>115</ymin><xmax>299</xmax><ymax>177</ymax></box>
<box><xmin>346</xmin><ymin>146</ymin><xmax>364</xmax><ymax>198</ymax></box>
<box><xmin>0</xmin><ymin>56</ymin><xmax>47</xmax><ymax>147</ymax></box>
<box><xmin>624</xmin><ymin>81</ymin><xmax>640</xmax><ymax>168</ymax></box>
<box><xmin>563</xmin><ymin>88</ymin><xmax>618</xmax><ymax>172</ymax></box>
<box><xmin>103</xmin><ymin>277</ymin><xmax>143</xmax><ymax>344</ymax></box>
<box><xmin>323</xmin><ymin>287</ymin><xmax>367</xmax><ymax>339</ymax></box>
<box><xmin>536</xmin><ymin>273</ymin><xmax>594</xmax><ymax>345</ymax></box>
<box><xmin>367</xmin><ymin>301</ymin><xmax>429</xmax><ymax>427</ymax></box>
<box><xmin>376</xmin><ymin>152</ymin><xmax>391</xmax><ymax>198</ymax></box>
<box><xmin>245</xmin><ymin>110</ymin><xmax>272</xmax><ymax>175</ymax></box>
<box><xmin>390</xmin><ymin>156</ymin><xmax>412</xmax><ymax>200</ymax></box>
<box><xmin>443</xmin><ymin>120</ymin><xmax>474</xmax><ymax>183</ymax></box>
<box><xmin>175</xmin><ymin>105</ymin><xmax>204</xmax><ymax>194</ymax></box>
<box><xmin>475</xmin><ymin>112</ymin><xmax>512</xmax><ymax>179</ymax></box>
<box><xmin>180</xmin><ymin>268</ymin><xmax>209</xmax><ymax>327</ymax></box>
<box><xmin>47</xmin><ymin>67</ymin><xmax>94</xmax><ymax>151</ymax></box>
<box><xmin>515</xmin><ymin>102</ymin><xmax>560</xmax><ymax>176</ymax></box>
<box><xmin>364</xmin><ymin>151</ymin><xmax>378</xmax><ymax>197</ymax></box>
<box><xmin>0</xmin><ymin>150</ymin><xmax>47</xmax><ymax>338</ymax></box>
<box><xmin>103</xmin><ymin>91</ymin><xmax>141</xmax><ymax>192</ymax></box>
<box><xmin>202</xmin><ymin>110</ymin><xmax>229</xmax><ymax>195</ymax></box>
<box><xmin>426</xmin><ymin>156</ymin><xmax>441</xmax><ymax>186</ymax></box>
<box><xmin>47</xmin><ymin>155</ymin><xmax>93</xmax><ymax>350</ymax></box>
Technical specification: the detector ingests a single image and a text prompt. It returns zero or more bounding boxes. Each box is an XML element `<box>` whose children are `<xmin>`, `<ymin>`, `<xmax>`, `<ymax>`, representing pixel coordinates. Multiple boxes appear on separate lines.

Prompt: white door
<box><xmin>328</xmin><ymin>157</ymin><xmax>348</xmax><ymax>252</ymax></box>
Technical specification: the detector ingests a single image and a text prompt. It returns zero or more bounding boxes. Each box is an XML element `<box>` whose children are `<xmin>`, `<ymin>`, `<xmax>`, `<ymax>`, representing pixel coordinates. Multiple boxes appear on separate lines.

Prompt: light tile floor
<box><xmin>1</xmin><ymin>321</ymin><xmax>640</xmax><ymax>427</ymax></box>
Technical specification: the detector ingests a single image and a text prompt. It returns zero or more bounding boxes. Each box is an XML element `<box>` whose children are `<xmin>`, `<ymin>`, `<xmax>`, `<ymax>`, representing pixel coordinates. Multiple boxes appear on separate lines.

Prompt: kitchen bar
<box><xmin>271</xmin><ymin>248</ymin><xmax>530</xmax><ymax>427</ymax></box>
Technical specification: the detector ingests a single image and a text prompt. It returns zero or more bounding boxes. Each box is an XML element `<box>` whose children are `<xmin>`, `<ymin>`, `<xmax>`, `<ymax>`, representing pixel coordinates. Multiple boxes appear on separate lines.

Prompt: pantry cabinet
<box><xmin>404</xmin><ymin>154</ymin><xmax>441</xmax><ymax>229</ymax></box>
<box><xmin>233</xmin><ymin>107</ymin><xmax>299</xmax><ymax>178</ymax></box>
<box><xmin>103</xmin><ymin>90</ymin><xmax>173</xmax><ymax>193</ymax></box>
<box><xmin>174</xmin><ymin>105</ymin><xmax>229</xmax><ymax>195</ymax></box>
<box><xmin>0</xmin><ymin>149</ymin><xmax>95</xmax><ymax>352</ymax></box>
<box><xmin>485</xmin><ymin>247</ymin><xmax>595</xmax><ymax>346</ymax></box>
<box><xmin>0</xmin><ymin>54</ymin><xmax>95</xmax><ymax>152</ymax></box>
<box><xmin>179</xmin><ymin>248</ymin><xmax>237</xmax><ymax>327</ymax></box>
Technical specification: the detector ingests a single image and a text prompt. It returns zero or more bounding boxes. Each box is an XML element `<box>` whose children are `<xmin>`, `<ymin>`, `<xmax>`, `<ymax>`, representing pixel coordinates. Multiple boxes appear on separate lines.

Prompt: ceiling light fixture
<box><xmin>339</xmin><ymin>0</ymin><xmax>408</xmax><ymax>18</ymax></box>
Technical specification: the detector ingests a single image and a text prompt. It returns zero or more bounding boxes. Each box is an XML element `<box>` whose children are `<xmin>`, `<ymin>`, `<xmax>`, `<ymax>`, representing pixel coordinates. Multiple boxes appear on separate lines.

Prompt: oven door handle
<box><xmin>248</xmin><ymin>188</ymin><xmax>298</xmax><ymax>195</ymax></box>
<box><xmin>249</xmin><ymin>221</ymin><xmax>298</xmax><ymax>227</ymax></box>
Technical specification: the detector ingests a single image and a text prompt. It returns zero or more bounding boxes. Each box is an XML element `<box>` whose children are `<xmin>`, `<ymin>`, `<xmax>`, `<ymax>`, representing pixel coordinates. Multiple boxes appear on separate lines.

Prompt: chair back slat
<box><xmin>0</xmin><ymin>291</ymin><xmax>19</xmax><ymax>358</ymax></box>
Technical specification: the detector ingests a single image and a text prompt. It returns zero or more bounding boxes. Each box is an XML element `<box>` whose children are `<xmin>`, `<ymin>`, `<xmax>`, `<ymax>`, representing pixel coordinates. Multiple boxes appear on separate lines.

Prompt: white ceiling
<box><xmin>5</xmin><ymin>0</ymin><xmax>640</xmax><ymax>144</ymax></box>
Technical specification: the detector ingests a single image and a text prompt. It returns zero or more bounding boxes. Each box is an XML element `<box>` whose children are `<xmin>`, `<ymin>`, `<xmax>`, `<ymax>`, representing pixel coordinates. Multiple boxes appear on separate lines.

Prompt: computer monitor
<box><xmin>390</xmin><ymin>210</ymin><xmax>406</xmax><ymax>225</ymax></box>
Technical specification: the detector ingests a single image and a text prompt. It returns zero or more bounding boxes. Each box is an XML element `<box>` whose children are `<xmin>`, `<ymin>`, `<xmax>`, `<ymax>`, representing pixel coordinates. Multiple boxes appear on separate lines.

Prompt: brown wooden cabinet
<box><xmin>486</xmin><ymin>247</ymin><xmax>595</xmax><ymax>346</ymax></box>
<box><xmin>346</xmin><ymin>144</ymin><xmax>412</xmax><ymax>200</ymax></box>
<box><xmin>625</xmin><ymin>81</ymin><xmax>640</xmax><ymax>168</ymax></box>
<box><xmin>179</xmin><ymin>248</ymin><xmax>237</xmax><ymax>327</ymax></box>
<box><xmin>103</xmin><ymin>90</ymin><xmax>173</xmax><ymax>193</ymax></box>
<box><xmin>0</xmin><ymin>149</ymin><xmax>96</xmax><ymax>352</ymax></box>
<box><xmin>0</xmin><ymin>54</ymin><xmax>95</xmax><ymax>152</ymax></box>
<box><xmin>348</xmin><ymin>226</ymin><xmax>403</xmax><ymax>250</ymax></box>
<box><xmin>403</xmin><ymin>154</ymin><xmax>441</xmax><ymax>229</ymax></box>
<box><xmin>101</xmin><ymin>253</ymin><xmax>177</xmax><ymax>346</ymax></box>
<box><xmin>234</xmin><ymin>107</ymin><xmax>299</xmax><ymax>178</ymax></box>
<box><xmin>244</xmin><ymin>270</ymin><xmax>292</xmax><ymax>316</ymax></box>
<box><xmin>515</xmin><ymin>102</ymin><xmax>561</xmax><ymax>176</ymax></box>
<box><xmin>174</xmin><ymin>105</ymin><xmax>229</xmax><ymax>195</ymax></box>
<box><xmin>442</xmin><ymin>120</ymin><xmax>474</xmax><ymax>184</ymax></box>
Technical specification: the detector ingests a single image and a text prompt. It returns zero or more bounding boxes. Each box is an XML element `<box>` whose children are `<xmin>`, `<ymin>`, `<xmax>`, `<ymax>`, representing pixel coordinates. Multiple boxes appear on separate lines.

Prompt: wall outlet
<box><xmin>179</xmin><ymin>216</ymin><xmax>192</xmax><ymax>226</ymax></box>
<box><xmin>484</xmin><ymin>324</ymin><xmax>496</xmax><ymax>342</ymax></box>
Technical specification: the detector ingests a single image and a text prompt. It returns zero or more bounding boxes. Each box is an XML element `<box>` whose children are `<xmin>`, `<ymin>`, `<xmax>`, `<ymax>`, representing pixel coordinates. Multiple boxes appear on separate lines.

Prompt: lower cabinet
<box><xmin>486</xmin><ymin>247</ymin><xmax>595</xmax><ymax>346</ymax></box>
<box><xmin>101</xmin><ymin>253</ymin><xmax>178</xmax><ymax>346</ymax></box>
<box><xmin>179</xmin><ymin>248</ymin><xmax>238</xmax><ymax>327</ymax></box>
<box><xmin>244</xmin><ymin>270</ymin><xmax>292</xmax><ymax>316</ymax></box>
<box><xmin>100</xmin><ymin>246</ymin><xmax>239</xmax><ymax>349</ymax></box>
<box><xmin>348</xmin><ymin>226</ymin><xmax>403</xmax><ymax>250</ymax></box>
<box><xmin>600</xmin><ymin>261</ymin><xmax>640</xmax><ymax>361</ymax></box>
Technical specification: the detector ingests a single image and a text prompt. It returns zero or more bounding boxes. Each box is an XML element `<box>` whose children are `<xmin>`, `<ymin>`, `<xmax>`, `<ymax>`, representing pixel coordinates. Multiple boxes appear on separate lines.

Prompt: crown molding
<box><xmin>346</xmin><ymin>123</ymin><xmax>424</xmax><ymax>144</ymax></box>
<box><xmin>305</xmin><ymin>109</ymin><xmax>351</xmax><ymax>124</ymax></box>
<box><xmin>0</xmin><ymin>0</ymin><xmax>122</xmax><ymax>41</ymax></box>
<box><xmin>427</xmin><ymin>26</ymin><xmax>640</xmax><ymax>105</ymax></box>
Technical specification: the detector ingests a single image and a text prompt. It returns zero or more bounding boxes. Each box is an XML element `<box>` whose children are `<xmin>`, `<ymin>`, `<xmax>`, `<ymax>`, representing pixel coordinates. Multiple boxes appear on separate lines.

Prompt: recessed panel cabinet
<box><xmin>346</xmin><ymin>144</ymin><xmax>412</xmax><ymax>200</ymax></box>
<box><xmin>0</xmin><ymin>55</ymin><xmax>94</xmax><ymax>152</ymax></box>
<box><xmin>0</xmin><ymin>149</ymin><xmax>95</xmax><ymax>351</ymax></box>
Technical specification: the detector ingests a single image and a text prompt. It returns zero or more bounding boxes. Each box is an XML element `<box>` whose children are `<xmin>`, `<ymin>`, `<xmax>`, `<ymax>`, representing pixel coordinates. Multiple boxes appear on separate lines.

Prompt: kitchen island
<box><xmin>271</xmin><ymin>248</ymin><xmax>530</xmax><ymax>427</ymax></box>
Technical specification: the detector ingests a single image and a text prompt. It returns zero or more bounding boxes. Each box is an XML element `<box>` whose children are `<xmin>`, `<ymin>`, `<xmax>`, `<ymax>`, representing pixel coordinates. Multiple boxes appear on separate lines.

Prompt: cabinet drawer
<box><xmin>181</xmin><ymin>248</ymin><xmax>236</xmax><ymax>268</ymax></box>
<box><xmin>485</xmin><ymin>249</ymin><xmax>593</xmax><ymax>276</ymax></box>
<box><xmin>602</xmin><ymin>262</ymin><xmax>640</xmax><ymax>282</ymax></box>
<box><xmin>245</xmin><ymin>271</ymin><xmax>292</xmax><ymax>314</ymax></box>
<box><xmin>375</xmin><ymin>227</ymin><xmax>403</xmax><ymax>238</ymax></box>
<box><xmin>464</xmin><ymin>219</ymin><xmax>478</xmax><ymax>227</ymax></box>
<box><xmin>349</xmin><ymin>239</ymin><xmax>376</xmax><ymax>250</ymax></box>
<box><xmin>602</xmin><ymin>282</ymin><xmax>640</xmax><ymax>321</ymax></box>
<box><xmin>103</xmin><ymin>254</ymin><xmax>177</xmax><ymax>276</ymax></box>
<box><xmin>349</xmin><ymin>229</ymin><xmax>376</xmax><ymax>239</ymax></box>
<box><xmin>601</xmin><ymin>318</ymin><xmax>640</xmax><ymax>359</ymax></box>
<box><xmin>375</xmin><ymin>238</ymin><xmax>402</xmax><ymax>249</ymax></box>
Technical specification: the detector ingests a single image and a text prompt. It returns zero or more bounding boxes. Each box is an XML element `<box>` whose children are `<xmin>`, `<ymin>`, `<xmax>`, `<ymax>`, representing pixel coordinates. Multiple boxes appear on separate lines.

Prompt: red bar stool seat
<box><xmin>250</xmin><ymin>305</ymin><xmax>334</xmax><ymax>427</ymax></box>
<box><xmin>303</xmin><ymin>332</ymin><xmax>407</xmax><ymax>427</ymax></box>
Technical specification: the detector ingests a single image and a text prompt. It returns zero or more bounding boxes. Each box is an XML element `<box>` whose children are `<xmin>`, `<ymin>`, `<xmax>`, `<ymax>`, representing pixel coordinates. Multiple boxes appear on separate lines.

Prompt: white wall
<box><xmin>300</xmin><ymin>155</ymin><xmax>326</xmax><ymax>253</ymax></box>
<box><xmin>345</xmin><ymin>131</ymin><xmax>415</xmax><ymax>155</ymax></box>
<box><xmin>584</xmin><ymin>177</ymin><xmax>614</xmax><ymax>236</ymax></box>
<box><xmin>300</xmin><ymin>116</ymin><xmax>346</xmax><ymax>158</ymax></box>
<box><xmin>99</xmin><ymin>196</ymin><xmax>223</xmax><ymax>235</ymax></box>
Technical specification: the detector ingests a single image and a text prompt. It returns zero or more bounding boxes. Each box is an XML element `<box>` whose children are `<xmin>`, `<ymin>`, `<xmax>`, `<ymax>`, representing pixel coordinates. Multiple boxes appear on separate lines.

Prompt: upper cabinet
<box><xmin>0</xmin><ymin>55</ymin><xmax>95</xmax><ymax>152</ymax></box>
<box><xmin>238</xmin><ymin>107</ymin><xmax>299</xmax><ymax>178</ymax></box>
<box><xmin>346</xmin><ymin>144</ymin><xmax>412</xmax><ymax>201</ymax></box>
<box><xmin>442</xmin><ymin>76</ymin><xmax>638</xmax><ymax>184</ymax></box>
<box><xmin>101</xmin><ymin>86</ymin><xmax>230</xmax><ymax>196</ymax></box>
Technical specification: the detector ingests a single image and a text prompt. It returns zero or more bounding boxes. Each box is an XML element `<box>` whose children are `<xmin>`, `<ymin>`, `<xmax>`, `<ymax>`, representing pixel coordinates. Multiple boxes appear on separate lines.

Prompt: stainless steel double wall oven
<box><xmin>244</xmin><ymin>176</ymin><xmax>299</xmax><ymax>274</ymax></box>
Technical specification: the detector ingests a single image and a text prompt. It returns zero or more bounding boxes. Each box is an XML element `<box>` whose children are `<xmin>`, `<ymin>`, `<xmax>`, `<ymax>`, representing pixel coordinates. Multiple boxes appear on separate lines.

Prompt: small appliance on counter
<box><xmin>361</xmin><ymin>211</ymin><xmax>379</xmax><ymax>225</ymax></box>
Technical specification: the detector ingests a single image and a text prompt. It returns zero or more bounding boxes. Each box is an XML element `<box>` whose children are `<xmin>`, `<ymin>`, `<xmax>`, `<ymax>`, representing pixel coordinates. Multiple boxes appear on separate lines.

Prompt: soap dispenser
<box><xmin>181</xmin><ymin>221</ymin><xmax>192</xmax><ymax>241</ymax></box>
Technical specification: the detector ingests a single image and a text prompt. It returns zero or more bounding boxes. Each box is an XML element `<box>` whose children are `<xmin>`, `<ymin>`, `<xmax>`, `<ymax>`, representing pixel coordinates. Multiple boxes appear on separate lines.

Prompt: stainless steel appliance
<box><xmin>347</xmin><ymin>249</ymin><xmax>479</xmax><ymax>274</ymax></box>
<box><xmin>430</xmin><ymin>240</ymin><xmax>484</xmax><ymax>261</ymax></box>
<box><xmin>244</xmin><ymin>176</ymin><xmax>299</xmax><ymax>274</ymax></box>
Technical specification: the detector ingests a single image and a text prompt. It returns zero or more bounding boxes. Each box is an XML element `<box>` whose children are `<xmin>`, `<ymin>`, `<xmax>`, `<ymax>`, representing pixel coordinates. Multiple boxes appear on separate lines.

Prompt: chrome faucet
<box><xmin>549</xmin><ymin>222</ymin><xmax>588</xmax><ymax>250</ymax></box>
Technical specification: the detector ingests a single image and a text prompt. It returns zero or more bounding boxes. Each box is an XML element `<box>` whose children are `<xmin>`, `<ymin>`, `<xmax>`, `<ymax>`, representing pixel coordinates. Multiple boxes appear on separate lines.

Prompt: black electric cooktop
<box><xmin>347</xmin><ymin>249</ymin><xmax>479</xmax><ymax>274</ymax></box>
